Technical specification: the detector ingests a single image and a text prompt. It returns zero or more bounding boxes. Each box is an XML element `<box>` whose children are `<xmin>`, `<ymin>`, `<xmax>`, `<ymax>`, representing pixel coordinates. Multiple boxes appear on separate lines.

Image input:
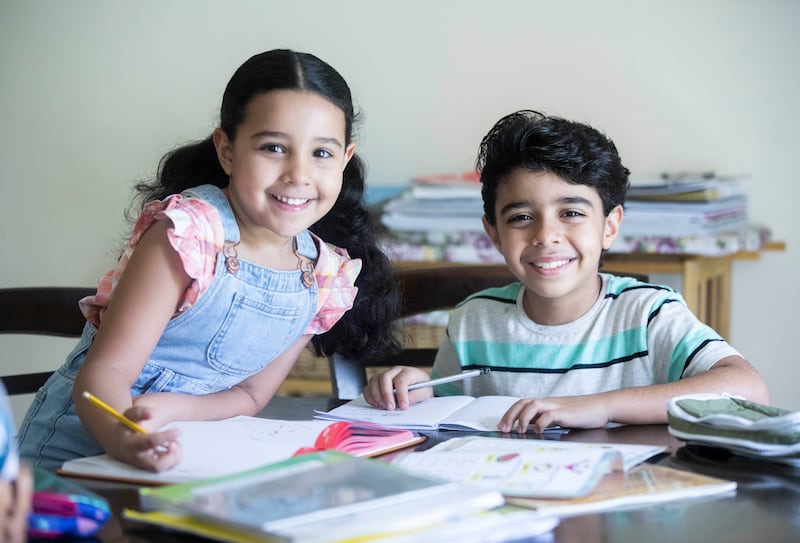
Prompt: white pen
<box><xmin>403</xmin><ymin>368</ymin><xmax>491</xmax><ymax>392</ymax></box>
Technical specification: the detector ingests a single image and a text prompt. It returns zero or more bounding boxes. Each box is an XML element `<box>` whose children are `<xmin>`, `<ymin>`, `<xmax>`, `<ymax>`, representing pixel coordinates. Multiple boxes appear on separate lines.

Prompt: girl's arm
<box><xmin>73</xmin><ymin>220</ymin><xmax>189</xmax><ymax>470</ymax></box>
<box><xmin>499</xmin><ymin>355</ymin><xmax>770</xmax><ymax>433</ymax></box>
<box><xmin>132</xmin><ymin>333</ymin><xmax>314</xmax><ymax>421</ymax></box>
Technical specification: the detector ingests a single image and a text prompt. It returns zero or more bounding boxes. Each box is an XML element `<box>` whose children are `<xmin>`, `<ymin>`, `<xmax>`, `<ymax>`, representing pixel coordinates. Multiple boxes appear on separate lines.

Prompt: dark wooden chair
<box><xmin>328</xmin><ymin>265</ymin><xmax>649</xmax><ymax>400</ymax></box>
<box><xmin>0</xmin><ymin>287</ymin><xmax>94</xmax><ymax>395</ymax></box>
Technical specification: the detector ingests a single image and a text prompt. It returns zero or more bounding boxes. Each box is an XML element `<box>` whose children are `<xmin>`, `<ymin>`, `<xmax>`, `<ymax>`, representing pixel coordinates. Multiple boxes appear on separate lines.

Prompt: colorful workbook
<box><xmin>314</xmin><ymin>394</ymin><xmax>567</xmax><ymax>433</ymax></box>
<box><xmin>505</xmin><ymin>463</ymin><xmax>736</xmax><ymax>516</ymax></box>
<box><xmin>136</xmin><ymin>451</ymin><xmax>507</xmax><ymax>543</ymax></box>
<box><xmin>392</xmin><ymin>436</ymin><xmax>666</xmax><ymax>499</ymax></box>
<box><xmin>58</xmin><ymin>416</ymin><xmax>423</xmax><ymax>485</ymax></box>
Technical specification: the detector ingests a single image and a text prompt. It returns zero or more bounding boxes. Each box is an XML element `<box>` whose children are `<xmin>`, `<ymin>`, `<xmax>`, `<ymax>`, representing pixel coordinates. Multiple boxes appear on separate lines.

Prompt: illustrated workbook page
<box><xmin>393</xmin><ymin>436</ymin><xmax>667</xmax><ymax>498</ymax></box>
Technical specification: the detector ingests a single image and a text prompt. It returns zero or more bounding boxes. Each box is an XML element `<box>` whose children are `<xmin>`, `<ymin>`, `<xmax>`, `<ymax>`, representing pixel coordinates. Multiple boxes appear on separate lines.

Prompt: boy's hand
<box><xmin>363</xmin><ymin>366</ymin><xmax>433</xmax><ymax>411</ymax></box>
<box><xmin>498</xmin><ymin>395</ymin><xmax>611</xmax><ymax>433</ymax></box>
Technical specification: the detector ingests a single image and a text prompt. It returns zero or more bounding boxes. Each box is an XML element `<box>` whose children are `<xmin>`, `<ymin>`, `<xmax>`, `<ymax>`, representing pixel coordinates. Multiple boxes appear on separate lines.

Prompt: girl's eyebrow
<box><xmin>251</xmin><ymin>130</ymin><xmax>343</xmax><ymax>148</ymax></box>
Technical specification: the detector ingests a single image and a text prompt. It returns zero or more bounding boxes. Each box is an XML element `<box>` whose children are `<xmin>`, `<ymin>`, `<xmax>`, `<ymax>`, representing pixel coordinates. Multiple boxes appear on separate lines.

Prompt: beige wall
<box><xmin>2</xmin><ymin>0</ymin><xmax>798</xmax><ymax>424</ymax></box>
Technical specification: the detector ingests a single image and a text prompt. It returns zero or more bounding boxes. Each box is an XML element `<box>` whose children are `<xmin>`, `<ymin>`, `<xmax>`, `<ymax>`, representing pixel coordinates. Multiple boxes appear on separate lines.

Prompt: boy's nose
<box><xmin>531</xmin><ymin>219</ymin><xmax>560</xmax><ymax>246</ymax></box>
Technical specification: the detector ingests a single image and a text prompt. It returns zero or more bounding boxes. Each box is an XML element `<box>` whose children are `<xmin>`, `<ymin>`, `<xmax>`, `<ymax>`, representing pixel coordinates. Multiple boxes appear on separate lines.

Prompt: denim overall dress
<box><xmin>18</xmin><ymin>185</ymin><xmax>319</xmax><ymax>471</ymax></box>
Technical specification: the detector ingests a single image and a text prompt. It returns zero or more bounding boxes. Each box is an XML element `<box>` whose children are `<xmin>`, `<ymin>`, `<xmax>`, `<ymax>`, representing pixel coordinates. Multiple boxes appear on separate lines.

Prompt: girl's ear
<box><xmin>343</xmin><ymin>142</ymin><xmax>357</xmax><ymax>170</ymax></box>
<box><xmin>602</xmin><ymin>205</ymin><xmax>624</xmax><ymax>250</ymax></box>
<box><xmin>212</xmin><ymin>128</ymin><xmax>234</xmax><ymax>176</ymax></box>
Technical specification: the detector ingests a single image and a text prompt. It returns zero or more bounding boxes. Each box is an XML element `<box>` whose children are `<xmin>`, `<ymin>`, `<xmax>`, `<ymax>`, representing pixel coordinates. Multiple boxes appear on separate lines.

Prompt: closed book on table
<box><xmin>138</xmin><ymin>451</ymin><xmax>505</xmax><ymax>543</ymax></box>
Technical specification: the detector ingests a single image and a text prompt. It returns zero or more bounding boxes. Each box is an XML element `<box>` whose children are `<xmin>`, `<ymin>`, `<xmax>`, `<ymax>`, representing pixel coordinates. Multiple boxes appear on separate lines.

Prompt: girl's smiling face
<box><xmin>483</xmin><ymin>168</ymin><xmax>622</xmax><ymax>325</ymax></box>
<box><xmin>214</xmin><ymin>89</ymin><xmax>355</xmax><ymax>244</ymax></box>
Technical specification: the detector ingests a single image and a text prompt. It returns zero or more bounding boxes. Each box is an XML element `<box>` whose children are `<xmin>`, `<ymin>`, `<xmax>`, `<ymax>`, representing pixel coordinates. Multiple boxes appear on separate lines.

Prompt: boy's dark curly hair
<box><xmin>477</xmin><ymin>110</ymin><xmax>630</xmax><ymax>226</ymax></box>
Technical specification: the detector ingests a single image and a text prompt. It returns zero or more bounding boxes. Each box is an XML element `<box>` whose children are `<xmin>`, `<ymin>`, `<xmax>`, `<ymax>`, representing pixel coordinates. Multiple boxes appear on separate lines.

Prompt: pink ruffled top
<box><xmin>79</xmin><ymin>193</ymin><xmax>361</xmax><ymax>335</ymax></box>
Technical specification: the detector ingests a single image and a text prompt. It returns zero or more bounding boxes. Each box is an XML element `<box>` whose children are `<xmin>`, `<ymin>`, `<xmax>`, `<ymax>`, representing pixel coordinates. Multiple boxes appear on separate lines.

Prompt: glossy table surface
<box><xmin>80</xmin><ymin>396</ymin><xmax>800</xmax><ymax>543</ymax></box>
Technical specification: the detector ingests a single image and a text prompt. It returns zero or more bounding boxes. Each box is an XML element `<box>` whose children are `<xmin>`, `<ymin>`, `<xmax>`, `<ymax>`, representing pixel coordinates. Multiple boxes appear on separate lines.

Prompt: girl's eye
<box><xmin>261</xmin><ymin>143</ymin><xmax>285</xmax><ymax>153</ymax></box>
<box><xmin>314</xmin><ymin>149</ymin><xmax>333</xmax><ymax>159</ymax></box>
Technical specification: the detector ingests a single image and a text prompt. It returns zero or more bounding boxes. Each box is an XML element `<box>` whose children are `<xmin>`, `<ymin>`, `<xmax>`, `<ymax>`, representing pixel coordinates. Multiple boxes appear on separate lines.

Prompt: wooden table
<box><xmin>81</xmin><ymin>396</ymin><xmax>800</xmax><ymax>543</ymax></box>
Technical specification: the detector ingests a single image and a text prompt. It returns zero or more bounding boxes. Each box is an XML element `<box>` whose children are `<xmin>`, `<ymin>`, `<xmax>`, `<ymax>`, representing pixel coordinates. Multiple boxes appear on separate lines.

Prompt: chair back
<box><xmin>0</xmin><ymin>287</ymin><xmax>94</xmax><ymax>395</ymax></box>
<box><xmin>328</xmin><ymin>265</ymin><xmax>648</xmax><ymax>400</ymax></box>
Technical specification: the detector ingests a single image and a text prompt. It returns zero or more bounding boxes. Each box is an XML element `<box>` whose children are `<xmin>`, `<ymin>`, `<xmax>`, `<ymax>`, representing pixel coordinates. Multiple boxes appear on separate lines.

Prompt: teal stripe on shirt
<box><xmin>453</xmin><ymin>327</ymin><xmax>649</xmax><ymax>373</ymax></box>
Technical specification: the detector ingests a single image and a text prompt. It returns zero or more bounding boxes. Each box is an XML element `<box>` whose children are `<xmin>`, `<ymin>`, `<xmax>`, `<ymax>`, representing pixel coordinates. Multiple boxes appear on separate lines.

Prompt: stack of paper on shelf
<box><xmin>132</xmin><ymin>451</ymin><xmax>551</xmax><ymax>543</ymax></box>
<box><xmin>668</xmin><ymin>393</ymin><xmax>800</xmax><ymax>466</ymax></box>
<box><xmin>379</xmin><ymin>172</ymin><xmax>485</xmax><ymax>233</ymax></box>
<box><xmin>58</xmin><ymin>416</ymin><xmax>424</xmax><ymax>485</ymax></box>
<box><xmin>619</xmin><ymin>173</ymin><xmax>749</xmax><ymax>238</ymax></box>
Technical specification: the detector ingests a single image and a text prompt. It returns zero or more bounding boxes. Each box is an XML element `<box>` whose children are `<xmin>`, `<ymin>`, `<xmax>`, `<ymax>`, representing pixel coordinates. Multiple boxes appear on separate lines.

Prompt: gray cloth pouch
<box><xmin>667</xmin><ymin>393</ymin><xmax>800</xmax><ymax>464</ymax></box>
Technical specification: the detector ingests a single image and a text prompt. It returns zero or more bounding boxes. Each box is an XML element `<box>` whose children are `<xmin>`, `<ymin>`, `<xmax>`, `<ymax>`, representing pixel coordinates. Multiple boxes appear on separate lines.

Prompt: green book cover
<box><xmin>139</xmin><ymin>451</ymin><xmax>503</xmax><ymax>542</ymax></box>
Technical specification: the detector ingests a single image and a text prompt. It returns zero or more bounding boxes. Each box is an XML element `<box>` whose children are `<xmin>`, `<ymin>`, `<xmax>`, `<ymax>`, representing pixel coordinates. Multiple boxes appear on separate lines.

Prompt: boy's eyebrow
<box><xmin>251</xmin><ymin>130</ymin><xmax>343</xmax><ymax>148</ymax></box>
<box><xmin>498</xmin><ymin>196</ymin><xmax>595</xmax><ymax>216</ymax></box>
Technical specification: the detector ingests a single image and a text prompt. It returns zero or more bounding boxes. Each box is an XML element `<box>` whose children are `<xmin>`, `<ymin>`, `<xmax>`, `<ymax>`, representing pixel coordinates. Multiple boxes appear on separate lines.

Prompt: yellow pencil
<box><xmin>82</xmin><ymin>391</ymin><xmax>148</xmax><ymax>434</ymax></box>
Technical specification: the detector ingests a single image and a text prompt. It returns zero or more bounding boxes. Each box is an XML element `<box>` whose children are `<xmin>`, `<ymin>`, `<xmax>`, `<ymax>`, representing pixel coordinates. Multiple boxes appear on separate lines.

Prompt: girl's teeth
<box><xmin>275</xmin><ymin>195</ymin><xmax>308</xmax><ymax>206</ymax></box>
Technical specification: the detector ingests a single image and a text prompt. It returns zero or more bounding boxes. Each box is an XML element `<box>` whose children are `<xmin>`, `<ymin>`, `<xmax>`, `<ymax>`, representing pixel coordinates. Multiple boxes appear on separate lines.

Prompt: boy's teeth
<box><xmin>536</xmin><ymin>260</ymin><xmax>569</xmax><ymax>269</ymax></box>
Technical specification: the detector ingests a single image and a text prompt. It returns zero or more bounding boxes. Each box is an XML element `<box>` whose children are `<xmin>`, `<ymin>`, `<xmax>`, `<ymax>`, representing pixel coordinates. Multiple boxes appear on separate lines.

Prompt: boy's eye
<box><xmin>508</xmin><ymin>213</ymin><xmax>533</xmax><ymax>224</ymax></box>
<box><xmin>562</xmin><ymin>210</ymin><xmax>585</xmax><ymax>218</ymax></box>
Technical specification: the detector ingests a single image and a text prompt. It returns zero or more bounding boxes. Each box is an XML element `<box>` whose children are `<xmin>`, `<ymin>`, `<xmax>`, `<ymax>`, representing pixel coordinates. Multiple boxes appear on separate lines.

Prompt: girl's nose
<box><xmin>282</xmin><ymin>155</ymin><xmax>311</xmax><ymax>185</ymax></box>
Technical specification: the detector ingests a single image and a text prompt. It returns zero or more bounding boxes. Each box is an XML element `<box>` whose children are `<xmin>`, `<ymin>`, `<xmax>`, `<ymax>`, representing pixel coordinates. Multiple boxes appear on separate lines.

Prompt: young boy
<box><xmin>364</xmin><ymin>110</ymin><xmax>770</xmax><ymax>432</ymax></box>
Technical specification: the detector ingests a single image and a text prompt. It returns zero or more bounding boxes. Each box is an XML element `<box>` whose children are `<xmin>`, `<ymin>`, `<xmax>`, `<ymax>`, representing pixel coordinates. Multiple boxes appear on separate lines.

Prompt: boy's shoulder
<box><xmin>603</xmin><ymin>273</ymin><xmax>676</xmax><ymax>298</ymax></box>
<box><xmin>456</xmin><ymin>282</ymin><xmax>522</xmax><ymax>309</ymax></box>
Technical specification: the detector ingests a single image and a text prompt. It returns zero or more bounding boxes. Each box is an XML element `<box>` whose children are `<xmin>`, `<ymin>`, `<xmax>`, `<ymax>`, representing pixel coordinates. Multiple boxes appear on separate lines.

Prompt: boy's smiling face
<box><xmin>483</xmin><ymin>168</ymin><xmax>623</xmax><ymax>325</ymax></box>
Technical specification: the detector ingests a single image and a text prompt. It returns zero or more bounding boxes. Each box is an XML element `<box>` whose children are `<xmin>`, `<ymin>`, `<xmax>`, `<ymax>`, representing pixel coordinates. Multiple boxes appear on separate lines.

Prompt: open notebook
<box><xmin>315</xmin><ymin>394</ymin><xmax>566</xmax><ymax>433</ymax></box>
<box><xmin>58</xmin><ymin>416</ymin><xmax>423</xmax><ymax>485</ymax></box>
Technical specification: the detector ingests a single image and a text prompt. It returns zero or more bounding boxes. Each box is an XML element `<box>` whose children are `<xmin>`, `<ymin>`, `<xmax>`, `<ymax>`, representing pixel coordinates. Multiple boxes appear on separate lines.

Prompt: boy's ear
<box><xmin>602</xmin><ymin>205</ymin><xmax>624</xmax><ymax>250</ymax></box>
<box><xmin>212</xmin><ymin>128</ymin><xmax>234</xmax><ymax>176</ymax></box>
<box><xmin>482</xmin><ymin>215</ymin><xmax>502</xmax><ymax>250</ymax></box>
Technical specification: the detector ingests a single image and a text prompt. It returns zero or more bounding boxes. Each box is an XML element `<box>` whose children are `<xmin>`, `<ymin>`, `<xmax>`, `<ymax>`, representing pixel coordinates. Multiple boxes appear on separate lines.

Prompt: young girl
<box><xmin>18</xmin><ymin>49</ymin><xmax>401</xmax><ymax>472</ymax></box>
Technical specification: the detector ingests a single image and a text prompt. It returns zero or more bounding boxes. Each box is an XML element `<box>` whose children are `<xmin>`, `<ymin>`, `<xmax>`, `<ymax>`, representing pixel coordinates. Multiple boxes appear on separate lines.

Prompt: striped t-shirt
<box><xmin>432</xmin><ymin>273</ymin><xmax>739</xmax><ymax>398</ymax></box>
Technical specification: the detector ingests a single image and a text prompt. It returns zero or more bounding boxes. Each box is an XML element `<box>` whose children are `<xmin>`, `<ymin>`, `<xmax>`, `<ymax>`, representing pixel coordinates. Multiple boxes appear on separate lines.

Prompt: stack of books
<box><xmin>379</xmin><ymin>172</ymin><xmax>484</xmax><ymax>234</ymax></box>
<box><xmin>376</xmin><ymin>172</ymin><xmax>507</xmax><ymax>264</ymax></box>
<box><xmin>615</xmin><ymin>173</ymin><xmax>757</xmax><ymax>254</ymax></box>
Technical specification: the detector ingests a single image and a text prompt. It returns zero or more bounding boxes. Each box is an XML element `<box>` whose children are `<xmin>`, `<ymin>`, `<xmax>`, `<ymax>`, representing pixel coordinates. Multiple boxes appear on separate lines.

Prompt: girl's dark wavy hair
<box><xmin>131</xmin><ymin>49</ymin><xmax>402</xmax><ymax>362</ymax></box>
<box><xmin>477</xmin><ymin>110</ymin><xmax>630</xmax><ymax>225</ymax></box>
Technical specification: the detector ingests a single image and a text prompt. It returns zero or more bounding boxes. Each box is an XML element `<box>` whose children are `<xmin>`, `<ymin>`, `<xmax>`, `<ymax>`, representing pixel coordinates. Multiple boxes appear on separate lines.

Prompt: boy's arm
<box><xmin>499</xmin><ymin>355</ymin><xmax>770</xmax><ymax>433</ymax></box>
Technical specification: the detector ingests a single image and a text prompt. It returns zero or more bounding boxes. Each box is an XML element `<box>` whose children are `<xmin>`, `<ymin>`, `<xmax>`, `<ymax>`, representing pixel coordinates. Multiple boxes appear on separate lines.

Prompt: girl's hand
<box><xmin>363</xmin><ymin>366</ymin><xmax>434</xmax><ymax>411</ymax></box>
<box><xmin>105</xmin><ymin>404</ymin><xmax>182</xmax><ymax>472</ymax></box>
<box><xmin>131</xmin><ymin>392</ymin><xmax>186</xmax><ymax>429</ymax></box>
<box><xmin>0</xmin><ymin>464</ymin><xmax>32</xmax><ymax>543</ymax></box>
<box><xmin>498</xmin><ymin>394</ymin><xmax>611</xmax><ymax>433</ymax></box>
